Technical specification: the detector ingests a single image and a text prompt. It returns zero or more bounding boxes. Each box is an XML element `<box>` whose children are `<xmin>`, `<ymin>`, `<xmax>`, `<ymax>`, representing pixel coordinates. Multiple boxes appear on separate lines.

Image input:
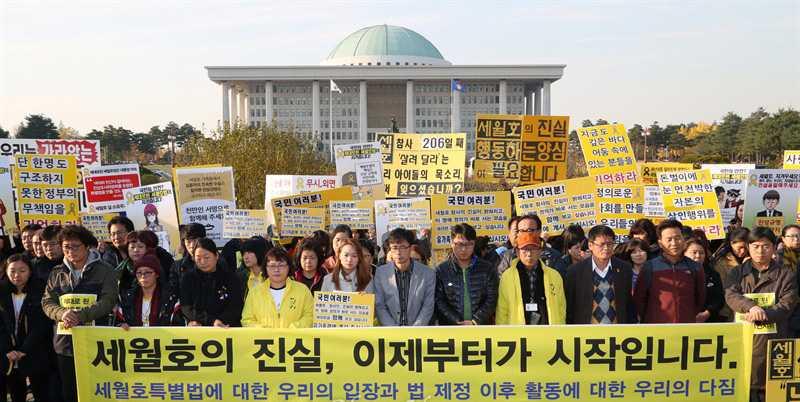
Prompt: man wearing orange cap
<box><xmin>495</xmin><ymin>230</ymin><xmax>566</xmax><ymax>325</ymax></box>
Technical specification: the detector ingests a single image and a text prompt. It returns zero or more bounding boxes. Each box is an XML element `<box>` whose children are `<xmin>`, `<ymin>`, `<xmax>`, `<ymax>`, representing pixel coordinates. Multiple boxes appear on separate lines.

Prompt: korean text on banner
<box><xmin>767</xmin><ymin>338</ymin><xmax>800</xmax><ymax>402</ymax></box>
<box><xmin>513</xmin><ymin>176</ymin><xmax>596</xmax><ymax>236</ymax></box>
<box><xmin>473</xmin><ymin>114</ymin><xmax>522</xmax><ymax>184</ymax></box>
<box><xmin>334</xmin><ymin>142</ymin><xmax>385</xmax><ymax>201</ymax></box>
<box><xmin>378</xmin><ymin>132</ymin><xmax>466</xmax><ymax>197</ymax></box>
<box><xmin>73</xmin><ymin>324</ymin><xmax>753</xmax><ymax>402</ymax></box>
<box><xmin>431</xmin><ymin>192</ymin><xmax>511</xmax><ymax>249</ymax></box>
<box><xmin>13</xmin><ymin>154</ymin><xmax>79</xmax><ymax>226</ymax></box>
<box><xmin>174</xmin><ymin>166</ymin><xmax>236</xmax><ymax>246</ymax></box>
<box><xmin>783</xmin><ymin>150</ymin><xmax>800</xmax><ymax>169</ymax></box>
<box><xmin>123</xmin><ymin>182</ymin><xmax>180</xmax><ymax>255</ymax></box>
<box><xmin>657</xmin><ymin>170</ymin><xmax>725</xmax><ymax>240</ymax></box>
<box><xmin>313</xmin><ymin>292</ymin><xmax>375</xmax><ymax>328</ymax></box>
<box><xmin>742</xmin><ymin>169</ymin><xmax>800</xmax><ymax>234</ymax></box>
<box><xmin>271</xmin><ymin>187</ymin><xmax>353</xmax><ymax>237</ymax></box>
<box><xmin>264</xmin><ymin>175</ymin><xmax>338</xmax><ymax>226</ymax></box>
<box><xmin>577</xmin><ymin>124</ymin><xmax>639</xmax><ymax>185</ymax></box>
<box><xmin>595</xmin><ymin>185</ymin><xmax>644</xmax><ymax>241</ymax></box>
<box><xmin>329</xmin><ymin>200</ymin><xmax>374</xmax><ymax>231</ymax></box>
<box><xmin>643</xmin><ymin>186</ymin><xmax>666</xmax><ymax>221</ymax></box>
<box><xmin>0</xmin><ymin>160</ymin><xmax>15</xmax><ymax>236</ymax></box>
<box><xmin>639</xmin><ymin>162</ymin><xmax>693</xmax><ymax>186</ymax></box>
<box><xmin>0</xmin><ymin>138</ymin><xmax>100</xmax><ymax>167</ymax></box>
<box><xmin>83</xmin><ymin>163</ymin><xmax>141</xmax><ymax>213</ymax></box>
<box><xmin>280</xmin><ymin>207</ymin><xmax>326</xmax><ymax>238</ymax></box>
<box><xmin>519</xmin><ymin>115</ymin><xmax>569</xmax><ymax>185</ymax></box>
<box><xmin>374</xmin><ymin>198</ymin><xmax>430</xmax><ymax>245</ymax></box>
<box><xmin>80</xmin><ymin>212</ymin><xmax>120</xmax><ymax>243</ymax></box>
<box><xmin>222</xmin><ymin>209</ymin><xmax>268</xmax><ymax>239</ymax></box>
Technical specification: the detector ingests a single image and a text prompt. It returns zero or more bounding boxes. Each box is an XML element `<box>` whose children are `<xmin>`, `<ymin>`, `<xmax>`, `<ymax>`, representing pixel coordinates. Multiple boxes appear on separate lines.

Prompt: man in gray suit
<box><xmin>373</xmin><ymin>228</ymin><xmax>436</xmax><ymax>326</ymax></box>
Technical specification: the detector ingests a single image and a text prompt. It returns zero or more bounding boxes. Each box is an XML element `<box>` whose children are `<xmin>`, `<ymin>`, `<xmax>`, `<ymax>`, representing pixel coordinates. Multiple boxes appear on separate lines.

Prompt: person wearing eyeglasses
<box><xmin>41</xmin><ymin>225</ymin><xmax>118</xmax><ymax>402</ymax></box>
<box><xmin>179</xmin><ymin>238</ymin><xmax>243</xmax><ymax>328</ymax></box>
<box><xmin>496</xmin><ymin>231</ymin><xmax>565</xmax><ymax>325</ymax></box>
<box><xmin>564</xmin><ymin>225</ymin><xmax>634</xmax><ymax>325</ymax></box>
<box><xmin>241</xmin><ymin>248</ymin><xmax>314</xmax><ymax>329</ymax></box>
<box><xmin>373</xmin><ymin>228</ymin><xmax>436</xmax><ymax>326</ymax></box>
<box><xmin>117</xmin><ymin>255</ymin><xmax>180</xmax><ymax>329</ymax></box>
<box><xmin>633</xmin><ymin>219</ymin><xmax>705</xmax><ymax>324</ymax></box>
<box><xmin>777</xmin><ymin>224</ymin><xmax>800</xmax><ymax>337</ymax></box>
<box><xmin>434</xmin><ymin>223</ymin><xmax>498</xmax><ymax>326</ymax></box>
<box><xmin>495</xmin><ymin>214</ymin><xmax>562</xmax><ymax>276</ymax></box>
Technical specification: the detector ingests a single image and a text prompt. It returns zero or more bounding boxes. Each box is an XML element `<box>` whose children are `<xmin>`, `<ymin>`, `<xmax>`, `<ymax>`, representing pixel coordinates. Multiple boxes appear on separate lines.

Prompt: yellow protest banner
<box><xmin>280</xmin><ymin>207</ymin><xmax>326</xmax><ymax>237</ymax></box>
<box><xmin>57</xmin><ymin>293</ymin><xmax>96</xmax><ymax>335</ymax></box>
<box><xmin>73</xmin><ymin>324</ymin><xmax>753</xmax><ymax>402</ymax></box>
<box><xmin>378</xmin><ymin>132</ymin><xmax>466</xmax><ymax>197</ymax></box>
<box><xmin>783</xmin><ymin>150</ymin><xmax>800</xmax><ymax>169</ymax></box>
<box><xmin>270</xmin><ymin>186</ymin><xmax>353</xmax><ymax>236</ymax></box>
<box><xmin>513</xmin><ymin>176</ymin><xmax>596</xmax><ymax>235</ymax></box>
<box><xmin>734</xmin><ymin>293</ymin><xmax>776</xmax><ymax>335</ymax></box>
<box><xmin>313</xmin><ymin>291</ymin><xmax>375</xmax><ymax>328</ymax></box>
<box><xmin>577</xmin><ymin>124</ymin><xmax>639</xmax><ymax>185</ymax></box>
<box><xmin>595</xmin><ymin>185</ymin><xmax>644</xmax><ymax>241</ymax></box>
<box><xmin>520</xmin><ymin>115</ymin><xmax>569</xmax><ymax>185</ymax></box>
<box><xmin>658</xmin><ymin>169</ymin><xmax>725</xmax><ymax>240</ymax></box>
<box><xmin>329</xmin><ymin>200</ymin><xmax>374</xmax><ymax>230</ymax></box>
<box><xmin>639</xmin><ymin>162</ymin><xmax>694</xmax><ymax>185</ymax></box>
<box><xmin>13</xmin><ymin>154</ymin><xmax>80</xmax><ymax>226</ymax></box>
<box><xmin>79</xmin><ymin>212</ymin><xmax>120</xmax><ymax>242</ymax></box>
<box><xmin>430</xmin><ymin>192</ymin><xmax>511</xmax><ymax>249</ymax></box>
<box><xmin>222</xmin><ymin>209</ymin><xmax>269</xmax><ymax>239</ymax></box>
<box><xmin>767</xmin><ymin>338</ymin><xmax>800</xmax><ymax>402</ymax></box>
<box><xmin>474</xmin><ymin>114</ymin><xmax>522</xmax><ymax>184</ymax></box>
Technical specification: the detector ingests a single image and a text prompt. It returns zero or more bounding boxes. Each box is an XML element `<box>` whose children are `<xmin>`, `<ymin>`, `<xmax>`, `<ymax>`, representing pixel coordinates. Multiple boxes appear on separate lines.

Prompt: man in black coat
<box><xmin>565</xmin><ymin>225</ymin><xmax>634</xmax><ymax>324</ymax></box>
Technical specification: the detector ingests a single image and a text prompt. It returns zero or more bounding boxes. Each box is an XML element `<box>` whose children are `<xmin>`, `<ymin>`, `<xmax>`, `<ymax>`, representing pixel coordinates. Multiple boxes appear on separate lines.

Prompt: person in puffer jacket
<box><xmin>117</xmin><ymin>255</ymin><xmax>181</xmax><ymax>328</ymax></box>
<box><xmin>42</xmin><ymin>225</ymin><xmax>119</xmax><ymax>402</ymax></box>
<box><xmin>435</xmin><ymin>223</ymin><xmax>498</xmax><ymax>325</ymax></box>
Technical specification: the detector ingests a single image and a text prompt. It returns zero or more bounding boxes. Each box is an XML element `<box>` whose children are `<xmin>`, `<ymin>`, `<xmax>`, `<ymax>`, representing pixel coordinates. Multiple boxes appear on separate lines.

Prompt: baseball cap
<box><xmin>517</xmin><ymin>232</ymin><xmax>542</xmax><ymax>249</ymax></box>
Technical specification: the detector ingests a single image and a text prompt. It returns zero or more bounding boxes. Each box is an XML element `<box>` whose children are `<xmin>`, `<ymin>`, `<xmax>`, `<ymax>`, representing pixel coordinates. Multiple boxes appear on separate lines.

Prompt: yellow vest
<box><xmin>241</xmin><ymin>279</ymin><xmax>314</xmax><ymax>328</ymax></box>
<box><xmin>495</xmin><ymin>258</ymin><xmax>566</xmax><ymax>325</ymax></box>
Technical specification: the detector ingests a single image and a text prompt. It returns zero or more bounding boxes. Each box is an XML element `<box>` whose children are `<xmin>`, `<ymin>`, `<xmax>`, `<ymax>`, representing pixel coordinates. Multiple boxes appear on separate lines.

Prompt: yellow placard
<box><xmin>783</xmin><ymin>150</ymin><xmax>800</xmax><ymax>169</ymax></box>
<box><xmin>657</xmin><ymin>169</ymin><xmax>725</xmax><ymax>240</ymax></box>
<box><xmin>57</xmin><ymin>293</ymin><xmax>97</xmax><ymax>335</ymax></box>
<box><xmin>222</xmin><ymin>209</ymin><xmax>269</xmax><ymax>239</ymax></box>
<box><xmin>513</xmin><ymin>176</ymin><xmax>597</xmax><ymax>236</ymax></box>
<box><xmin>280</xmin><ymin>207</ymin><xmax>326</xmax><ymax>238</ymax></box>
<box><xmin>271</xmin><ymin>186</ymin><xmax>353</xmax><ymax>236</ymax></box>
<box><xmin>734</xmin><ymin>293</ymin><xmax>776</xmax><ymax>335</ymax></box>
<box><xmin>73</xmin><ymin>324</ymin><xmax>754</xmax><ymax>402</ymax></box>
<box><xmin>595</xmin><ymin>185</ymin><xmax>644</xmax><ymax>240</ymax></box>
<box><xmin>313</xmin><ymin>291</ymin><xmax>375</xmax><ymax>328</ymax></box>
<box><xmin>577</xmin><ymin>124</ymin><xmax>639</xmax><ymax>185</ymax></box>
<box><xmin>378</xmin><ymin>133</ymin><xmax>466</xmax><ymax>197</ymax></box>
<box><xmin>430</xmin><ymin>192</ymin><xmax>511</xmax><ymax>249</ymax></box>
<box><xmin>329</xmin><ymin>200</ymin><xmax>374</xmax><ymax>230</ymax></box>
<box><xmin>79</xmin><ymin>212</ymin><xmax>120</xmax><ymax>242</ymax></box>
<box><xmin>639</xmin><ymin>162</ymin><xmax>694</xmax><ymax>185</ymax></box>
<box><xmin>519</xmin><ymin>115</ymin><xmax>569</xmax><ymax>185</ymax></box>
<box><xmin>13</xmin><ymin>154</ymin><xmax>80</xmax><ymax>226</ymax></box>
<box><xmin>474</xmin><ymin>114</ymin><xmax>522</xmax><ymax>184</ymax></box>
<box><xmin>766</xmin><ymin>338</ymin><xmax>800</xmax><ymax>402</ymax></box>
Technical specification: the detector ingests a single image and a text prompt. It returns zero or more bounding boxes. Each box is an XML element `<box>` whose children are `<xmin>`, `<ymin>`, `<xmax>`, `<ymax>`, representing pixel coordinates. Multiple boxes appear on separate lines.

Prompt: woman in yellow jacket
<box><xmin>241</xmin><ymin>248</ymin><xmax>314</xmax><ymax>328</ymax></box>
<box><xmin>496</xmin><ymin>232</ymin><xmax>566</xmax><ymax>325</ymax></box>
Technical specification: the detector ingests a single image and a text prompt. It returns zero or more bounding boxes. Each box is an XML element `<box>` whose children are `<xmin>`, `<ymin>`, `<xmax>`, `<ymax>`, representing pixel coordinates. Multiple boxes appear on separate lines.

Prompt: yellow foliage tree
<box><xmin>176</xmin><ymin>124</ymin><xmax>335</xmax><ymax>209</ymax></box>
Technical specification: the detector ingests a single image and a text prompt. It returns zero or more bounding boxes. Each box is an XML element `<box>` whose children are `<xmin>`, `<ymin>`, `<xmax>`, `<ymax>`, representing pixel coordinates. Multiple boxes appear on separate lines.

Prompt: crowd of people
<box><xmin>0</xmin><ymin>215</ymin><xmax>796</xmax><ymax>402</ymax></box>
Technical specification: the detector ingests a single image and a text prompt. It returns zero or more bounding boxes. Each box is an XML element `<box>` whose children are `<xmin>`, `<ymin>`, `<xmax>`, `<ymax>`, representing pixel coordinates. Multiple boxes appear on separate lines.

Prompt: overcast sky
<box><xmin>1</xmin><ymin>0</ymin><xmax>798</xmax><ymax>134</ymax></box>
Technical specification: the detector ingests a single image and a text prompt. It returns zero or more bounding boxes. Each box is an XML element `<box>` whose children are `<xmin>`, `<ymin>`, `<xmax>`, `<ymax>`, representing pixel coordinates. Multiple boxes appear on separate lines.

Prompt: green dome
<box><xmin>322</xmin><ymin>25</ymin><xmax>450</xmax><ymax>66</ymax></box>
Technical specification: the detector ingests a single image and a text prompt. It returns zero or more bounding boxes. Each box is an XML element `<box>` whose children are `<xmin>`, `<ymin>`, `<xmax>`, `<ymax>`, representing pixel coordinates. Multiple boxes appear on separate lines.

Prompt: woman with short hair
<box><xmin>179</xmin><ymin>238</ymin><xmax>243</xmax><ymax>328</ymax></box>
<box><xmin>241</xmin><ymin>248</ymin><xmax>314</xmax><ymax>328</ymax></box>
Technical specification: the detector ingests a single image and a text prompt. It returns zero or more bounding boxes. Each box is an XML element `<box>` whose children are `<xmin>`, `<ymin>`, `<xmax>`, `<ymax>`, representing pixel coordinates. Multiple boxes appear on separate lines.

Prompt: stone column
<box><xmin>359</xmin><ymin>80</ymin><xmax>367</xmax><ymax>142</ymax></box>
<box><xmin>542</xmin><ymin>80</ymin><xmax>551</xmax><ymax>115</ymax></box>
<box><xmin>450</xmin><ymin>82</ymin><xmax>461</xmax><ymax>132</ymax></box>
<box><xmin>534</xmin><ymin>85</ymin><xmax>543</xmax><ymax>115</ymax></box>
<box><xmin>405</xmin><ymin>80</ymin><xmax>415</xmax><ymax>133</ymax></box>
<box><xmin>499</xmin><ymin>80</ymin><xmax>507</xmax><ymax>114</ymax></box>
<box><xmin>231</xmin><ymin>86</ymin><xmax>239</xmax><ymax>124</ymax></box>
<box><xmin>264</xmin><ymin>80</ymin><xmax>273</xmax><ymax>124</ymax></box>
<box><xmin>222</xmin><ymin>82</ymin><xmax>230</xmax><ymax>125</ymax></box>
<box><xmin>312</xmin><ymin>80</ymin><xmax>320</xmax><ymax>139</ymax></box>
<box><xmin>239</xmin><ymin>87</ymin><xmax>247</xmax><ymax>125</ymax></box>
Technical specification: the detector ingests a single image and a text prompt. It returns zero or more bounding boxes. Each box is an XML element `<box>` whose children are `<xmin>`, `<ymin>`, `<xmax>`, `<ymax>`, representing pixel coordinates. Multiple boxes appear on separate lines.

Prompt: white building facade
<box><xmin>206</xmin><ymin>25</ymin><xmax>565</xmax><ymax>158</ymax></box>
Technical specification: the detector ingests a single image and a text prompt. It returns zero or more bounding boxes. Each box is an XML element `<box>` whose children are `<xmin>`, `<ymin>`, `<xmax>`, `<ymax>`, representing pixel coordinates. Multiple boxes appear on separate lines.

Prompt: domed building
<box><xmin>206</xmin><ymin>24</ymin><xmax>565</xmax><ymax>158</ymax></box>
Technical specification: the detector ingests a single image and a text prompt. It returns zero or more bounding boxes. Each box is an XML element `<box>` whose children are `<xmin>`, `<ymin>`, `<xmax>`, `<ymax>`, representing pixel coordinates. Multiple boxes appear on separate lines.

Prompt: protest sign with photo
<box><xmin>742</xmin><ymin>169</ymin><xmax>800</xmax><ymax>234</ymax></box>
<box><xmin>658</xmin><ymin>169</ymin><xmax>725</xmax><ymax>240</ymax></box>
<box><xmin>313</xmin><ymin>291</ymin><xmax>375</xmax><ymax>328</ymax></box>
<box><xmin>577</xmin><ymin>124</ymin><xmax>639</xmax><ymax>185</ymax></box>
<box><xmin>374</xmin><ymin>198</ymin><xmax>430</xmax><ymax>244</ymax></box>
<box><xmin>334</xmin><ymin>142</ymin><xmax>385</xmax><ymax>201</ymax></box>
<box><xmin>473</xmin><ymin>114</ymin><xmax>522</xmax><ymax>184</ymax></box>
<box><xmin>702</xmin><ymin>164</ymin><xmax>754</xmax><ymax>227</ymax></box>
<box><xmin>123</xmin><ymin>182</ymin><xmax>180</xmax><ymax>255</ymax></box>
<box><xmin>222</xmin><ymin>209</ymin><xmax>269</xmax><ymax>239</ymax></box>
<box><xmin>430</xmin><ymin>192</ymin><xmax>511</xmax><ymax>248</ymax></box>
<box><xmin>174</xmin><ymin>166</ymin><xmax>236</xmax><ymax>246</ymax></box>
<box><xmin>13</xmin><ymin>154</ymin><xmax>80</xmax><ymax>226</ymax></box>
<box><xmin>378</xmin><ymin>132</ymin><xmax>466</xmax><ymax>197</ymax></box>
<box><xmin>83</xmin><ymin>163</ymin><xmax>140</xmax><ymax>213</ymax></box>
<box><xmin>329</xmin><ymin>200</ymin><xmax>374</xmax><ymax>231</ymax></box>
<box><xmin>519</xmin><ymin>115</ymin><xmax>569</xmax><ymax>185</ymax></box>
<box><xmin>513</xmin><ymin>176</ymin><xmax>596</xmax><ymax>236</ymax></box>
